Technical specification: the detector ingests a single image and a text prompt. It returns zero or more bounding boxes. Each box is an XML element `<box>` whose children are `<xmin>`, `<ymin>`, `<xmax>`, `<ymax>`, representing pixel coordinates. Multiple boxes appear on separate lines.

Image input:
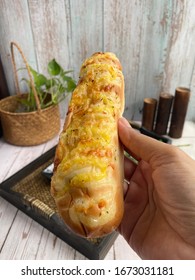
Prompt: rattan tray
<box><xmin>0</xmin><ymin>146</ymin><xmax>118</xmax><ymax>259</ymax></box>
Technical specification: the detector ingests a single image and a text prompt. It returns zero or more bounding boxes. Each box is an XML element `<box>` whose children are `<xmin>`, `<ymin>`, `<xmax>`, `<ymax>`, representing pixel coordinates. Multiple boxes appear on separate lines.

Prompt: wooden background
<box><xmin>0</xmin><ymin>0</ymin><xmax>195</xmax><ymax>121</ymax></box>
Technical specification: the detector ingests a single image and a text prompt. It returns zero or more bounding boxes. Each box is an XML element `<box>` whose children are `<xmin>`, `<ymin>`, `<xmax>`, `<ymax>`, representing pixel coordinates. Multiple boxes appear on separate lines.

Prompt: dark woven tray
<box><xmin>0</xmin><ymin>146</ymin><xmax>118</xmax><ymax>259</ymax></box>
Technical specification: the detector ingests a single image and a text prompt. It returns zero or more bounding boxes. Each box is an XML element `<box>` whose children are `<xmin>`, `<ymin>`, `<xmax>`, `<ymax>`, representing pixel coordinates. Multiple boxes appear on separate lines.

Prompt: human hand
<box><xmin>118</xmin><ymin>117</ymin><xmax>195</xmax><ymax>259</ymax></box>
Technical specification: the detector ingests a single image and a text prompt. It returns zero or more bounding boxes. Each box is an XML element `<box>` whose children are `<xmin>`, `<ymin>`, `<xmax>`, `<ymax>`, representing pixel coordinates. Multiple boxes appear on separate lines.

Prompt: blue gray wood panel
<box><xmin>0</xmin><ymin>0</ymin><xmax>194</xmax><ymax>120</ymax></box>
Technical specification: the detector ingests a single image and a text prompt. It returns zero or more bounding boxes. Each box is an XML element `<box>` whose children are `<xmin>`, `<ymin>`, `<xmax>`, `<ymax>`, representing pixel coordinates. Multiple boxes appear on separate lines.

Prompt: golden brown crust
<box><xmin>51</xmin><ymin>52</ymin><xmax>124</xmax><ymax>238</ymax></box>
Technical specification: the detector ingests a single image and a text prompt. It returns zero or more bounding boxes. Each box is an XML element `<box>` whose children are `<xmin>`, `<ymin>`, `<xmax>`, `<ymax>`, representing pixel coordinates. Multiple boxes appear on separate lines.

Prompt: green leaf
<box><xmin>66</xmin><ymin>79</ymin><xmax>76</xmax><ymax>92</ymax></box>
<box><xmin>17</xmin><ymin>58</ymin><xmax>75</xmax><ymax>111</ymax></box>
<box><xmin>61</xmin><ymin>75</ymin><xmax>76</xmax><ymax>92</ymax></box>
<box><xmin>48</xmin><ymin>59</ymin><xmax>62</xmax><ymax>76</ymax></box>
<box><xmin>29</xmin><ymin>66</ymin><xmax>48</xmax><ymax>87</ymax></box>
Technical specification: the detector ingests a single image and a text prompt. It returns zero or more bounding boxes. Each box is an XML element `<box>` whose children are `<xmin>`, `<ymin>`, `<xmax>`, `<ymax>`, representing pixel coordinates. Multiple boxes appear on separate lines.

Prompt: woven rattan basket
<box><xmin>0</xmin><ymin>42</ymin><xmax>60</xmax><ymax>146</ymax></box>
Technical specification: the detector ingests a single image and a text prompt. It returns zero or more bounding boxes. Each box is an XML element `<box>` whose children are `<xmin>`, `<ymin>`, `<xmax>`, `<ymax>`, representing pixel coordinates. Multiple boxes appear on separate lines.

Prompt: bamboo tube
<box><xmin>142</xmin><ymin>98</ymin><xmax>157</xmax><ymax>131</ymax></box>
<box><xmin>169</xmin><ymin>87</ymin><xmax>190</xmax><ymax>138</ymax></box>
<box><xmin>155</xmin><ymin>93</ymin><xmax>173</xmax><ymax>135</ymax></box>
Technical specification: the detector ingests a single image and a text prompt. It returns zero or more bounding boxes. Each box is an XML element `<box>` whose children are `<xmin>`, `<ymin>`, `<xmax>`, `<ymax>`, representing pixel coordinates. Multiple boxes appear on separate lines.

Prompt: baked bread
<box><xmin>51</xmin><ymin>52</ymin><xmax>124</xmax><ymax>238</ymax></box>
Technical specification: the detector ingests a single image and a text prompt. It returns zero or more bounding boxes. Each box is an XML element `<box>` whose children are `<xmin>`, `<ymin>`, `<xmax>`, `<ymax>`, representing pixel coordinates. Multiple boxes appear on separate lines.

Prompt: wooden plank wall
<box><xmin>0</xmin><ymin>0</ymin><xmax>194</xmax><ymax>121</ymax></box>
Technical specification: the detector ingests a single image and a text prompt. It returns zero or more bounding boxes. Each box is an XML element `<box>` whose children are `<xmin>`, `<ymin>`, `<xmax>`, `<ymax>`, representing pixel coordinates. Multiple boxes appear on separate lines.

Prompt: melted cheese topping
<box><xmin>51</xmin><ymin>52</ymin><xmax>124</xmax><ymax>232</ymax></box>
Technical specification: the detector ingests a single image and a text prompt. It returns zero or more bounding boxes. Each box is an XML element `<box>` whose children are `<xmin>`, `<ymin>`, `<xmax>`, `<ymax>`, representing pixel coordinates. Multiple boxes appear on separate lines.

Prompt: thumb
<box><xmin>118</xmin><ymin>117</ymin><xmax>172</xmax><ymax>167</ymax></box>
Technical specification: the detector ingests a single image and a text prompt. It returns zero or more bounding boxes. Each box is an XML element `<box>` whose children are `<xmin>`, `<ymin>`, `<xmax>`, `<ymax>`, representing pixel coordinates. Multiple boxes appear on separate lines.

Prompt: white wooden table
<box><xmin>0</xmin><ymin>121</ymin><xmax>195</xmax><ymax>260</ymax></box>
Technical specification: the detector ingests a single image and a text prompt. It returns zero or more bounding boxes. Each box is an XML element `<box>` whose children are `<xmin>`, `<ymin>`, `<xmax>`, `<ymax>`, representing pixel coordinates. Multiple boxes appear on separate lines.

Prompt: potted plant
<box><xmin>0</xmin><ymin>42</ymin><xmax>76</xmax><ymax>146</ymax></box>
<box><xmin>18</xmin><ymin>58</ymin><xmax>76</xmax><ymax>112</ymax></box>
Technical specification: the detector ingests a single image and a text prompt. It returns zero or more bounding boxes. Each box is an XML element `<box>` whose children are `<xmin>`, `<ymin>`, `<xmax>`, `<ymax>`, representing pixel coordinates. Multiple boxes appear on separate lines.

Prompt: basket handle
<box><xmin>10</xmin><ymin>41</ymin><xmax>41</xmax><ymax>111</ymax></box>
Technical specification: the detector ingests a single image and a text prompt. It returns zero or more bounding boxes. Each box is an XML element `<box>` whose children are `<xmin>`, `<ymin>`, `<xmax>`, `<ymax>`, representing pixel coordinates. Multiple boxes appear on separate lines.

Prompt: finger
<box><xmin>119</xmin><ymin>161</ymin><xmax>149</xmax><ymax>240</ymax></box>
<box><xmin>124</xmin><ymin>144</ymin><xmax>141</xmax><ymax>162</ymax></box>
<box><xmin>124</xmin><ymin>155</ymin><xmax>137</xmax><ymax>181</ymax></box>
<box><xmin>123</xmin><ymin>156</ymin><xmax>137</xmax><ymax>198</ymax></box>
<box><xmin>119</xmin><ymin>118</ymin><xmax>141</xmax><ymax>161</ymax></box>
<box><xmin>118</xmin><ymin>117</ymin><xmax>171</xmax><ymax>168</ymax></box>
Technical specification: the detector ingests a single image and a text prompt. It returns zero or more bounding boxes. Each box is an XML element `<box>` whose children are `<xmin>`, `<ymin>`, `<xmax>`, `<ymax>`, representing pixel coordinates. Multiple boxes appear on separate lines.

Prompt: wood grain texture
<box><xmin>34</xmin><ymin>229</ymin><xmax>76</xmax><ymax>259</ymax></box>
<box><xmin>68</xmin><ymin>0</ymin><xmax>103</xmax><ymax>79</ymax></box>
<box><xmin>104</xmin><ymin>0</ymin><xmax>139</xmax><ymax>119</ymax></box>
<box><xmin>104</xmin><ymin>0</ymin><xmax>173</xmax><ymax>120</ymax></box>
<box><xmin>28</xmin><ymin>0</ymin><xmax>71</xmax><ymax>74</ymax></box>
<box><xmin>162</xmin><ymin>0</ymin><xmax>195</xmax><ymax>91</ymax></box>
<box><xmin>0</xmin><ymin>211</ymin><xmax>43</xmax><ymax>259</ymax></box>
<box><xmin>0</xmin><ymin>0</ymin><xmax>36</xmax><ymax>94</ymax></box>
<box><xmin>0</xmin><ymin>142</ymin><xmax>24</xmax><ymax>183</ymax></box>
<box><xmin>113</xmin><ymin>235</ymin><xmax>140</xmax><ymax>260</ymax></box>
<box><xmin>0</xmin><ymin>198</ymin><xmax>17</xmax><ymax>250</ymax></box>
<box><xmin>0</xmin><ymin>0</ymin><xmax>194</xmax><ymax>120</ymax></box>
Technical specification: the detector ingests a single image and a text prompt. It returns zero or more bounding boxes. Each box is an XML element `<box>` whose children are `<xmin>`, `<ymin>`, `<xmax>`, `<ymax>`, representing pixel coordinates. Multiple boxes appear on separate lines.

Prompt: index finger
<box><xmin>118</xmin><ymin>117</ymin><xmax>171</xmax><ymax>168</ymax></box>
